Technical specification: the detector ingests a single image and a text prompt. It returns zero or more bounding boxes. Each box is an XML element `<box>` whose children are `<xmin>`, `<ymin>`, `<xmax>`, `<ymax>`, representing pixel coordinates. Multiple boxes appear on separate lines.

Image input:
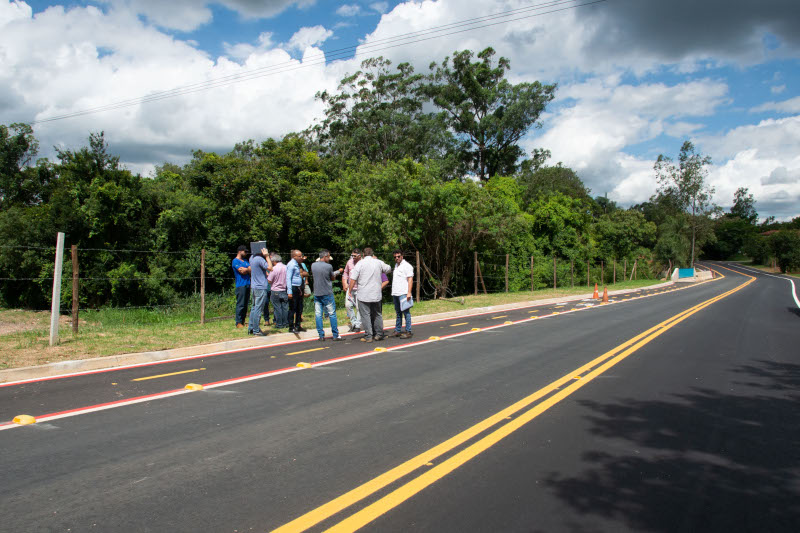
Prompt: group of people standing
<box><xmin>232</xmin><ymin>246</ymin><xmax>414</xmax><ymax>343</ymax></box>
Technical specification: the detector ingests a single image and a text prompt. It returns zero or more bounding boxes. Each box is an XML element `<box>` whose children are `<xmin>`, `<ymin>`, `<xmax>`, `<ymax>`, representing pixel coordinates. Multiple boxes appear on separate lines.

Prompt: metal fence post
<box><xmin>49</xmin><ymin>232</ymin><xmax>65</xmax><ymax>347</ymax></box>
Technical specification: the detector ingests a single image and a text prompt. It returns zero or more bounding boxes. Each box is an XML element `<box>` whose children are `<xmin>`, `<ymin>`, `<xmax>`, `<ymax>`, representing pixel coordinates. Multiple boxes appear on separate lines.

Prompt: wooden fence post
<box><xmin>505</xmin><ymin>254</ymin><xmax>509</xmax><ymax>293</ymax></box>
<box><xmin>416</xmin><ymin>250</ymin><xmax>421</xmax><ymax>302</ymax></box>
<box><xmin>71</xmin><ymin>245</ymin><xmax>78</xmax><ymax>335</ymax></box>
<box><xmin>474</xmin><ymin>251</ymin><xmax>478</xmax><ymax>296</ymax></box>
<box><xmin>200</xmin><ymin>248</ymin><xmax>206</xmax><ymax>325</ymax></box>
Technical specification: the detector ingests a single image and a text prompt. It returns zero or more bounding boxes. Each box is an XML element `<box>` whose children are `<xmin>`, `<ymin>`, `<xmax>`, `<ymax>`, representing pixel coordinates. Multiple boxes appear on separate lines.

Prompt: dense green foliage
<box><xmin>1</xmin><ymin>49</ymin><xmax>798</xmax><ymax>310</ymax></box>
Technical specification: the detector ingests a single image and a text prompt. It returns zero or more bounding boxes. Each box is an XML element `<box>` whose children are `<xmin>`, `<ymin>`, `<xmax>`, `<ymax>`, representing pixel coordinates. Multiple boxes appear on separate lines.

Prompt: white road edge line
<box><xmin>723</xmin><ymin>263</ymin><xmax>800</xmax><ymax>308</ymax></box>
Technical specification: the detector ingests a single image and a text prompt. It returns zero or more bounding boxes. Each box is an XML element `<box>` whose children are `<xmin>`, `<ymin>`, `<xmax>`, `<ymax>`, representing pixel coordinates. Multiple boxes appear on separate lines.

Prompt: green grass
<box><xmin>0</xmin><ymin>279</ymin><xmax>663</xmax><ymax>370</ymax></box>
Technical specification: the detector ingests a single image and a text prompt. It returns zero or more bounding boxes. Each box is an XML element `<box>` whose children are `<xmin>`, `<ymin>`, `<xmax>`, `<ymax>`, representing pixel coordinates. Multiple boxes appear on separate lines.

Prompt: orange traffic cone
<box><xmin>602</xmin><ymin>286</ymin><xmax>609</xmax><ymax>304</ymax></box>
<box><xmin>592</xmin><ymin>283</ymin><xmax>599</xmax><ymax>299</ymax></box>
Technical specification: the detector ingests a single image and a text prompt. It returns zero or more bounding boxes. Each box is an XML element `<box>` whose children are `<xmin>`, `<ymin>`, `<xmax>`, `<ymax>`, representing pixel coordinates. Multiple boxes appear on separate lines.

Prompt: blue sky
<box><xmin>2</xmin><ymin>0</ymin><xmax>799</xmax><ymax>220</ymax></box>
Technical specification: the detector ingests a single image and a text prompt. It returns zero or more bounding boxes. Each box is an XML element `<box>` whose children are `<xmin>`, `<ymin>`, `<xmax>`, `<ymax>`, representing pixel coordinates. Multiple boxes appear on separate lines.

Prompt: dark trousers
<box><xmin>264</xmin><ymin>290</ymin><xmax>272</xmax><ymax>325</ymax></box>
<box><xmin>234</xmin><ymin>285</ymin><xmax>250</xmax><ymax>325</ymax></box>
<box><xmin>289</xmin><ymin>285</ymin><xmax>304</xmax><ymax>329</ymax></box>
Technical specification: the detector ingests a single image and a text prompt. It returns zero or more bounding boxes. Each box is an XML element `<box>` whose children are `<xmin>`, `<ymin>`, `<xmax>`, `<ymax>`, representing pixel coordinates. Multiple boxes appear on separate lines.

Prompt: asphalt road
<box><xmin>1</xmin><ymin>263</ymin><xmax>798</xmax><ymax>532</ymax></box>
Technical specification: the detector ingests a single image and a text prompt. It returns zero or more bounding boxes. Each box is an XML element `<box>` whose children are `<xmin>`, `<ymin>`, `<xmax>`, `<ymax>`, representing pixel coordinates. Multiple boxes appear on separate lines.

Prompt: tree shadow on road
<box><xmin>544</xmin><ymin>360</ymin><xmax>800</xmax><ymax>532</ymax></box>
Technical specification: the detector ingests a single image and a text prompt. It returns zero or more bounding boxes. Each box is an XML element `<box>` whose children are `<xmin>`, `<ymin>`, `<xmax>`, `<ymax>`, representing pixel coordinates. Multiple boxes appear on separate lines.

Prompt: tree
<box><xmin>770</xmin><ymin>230</ymin><xmax>800</xmax><ymax>273</ymax></box>
<box><xmin>307</xmin><ymin>57</ymin><xmax>461</xmax><ymax>173</ymax></box>
<box><xmin>0</xmin><ymin>123</ymin><xmax>53</xmax><ymax>209</ymax></box>
<box><xmin>517</xmin><ymin>163</ymin><xmax>592</xmax><ymax>209</ymax></box>
<box><xmin>595</xmin><ymin>209</ymin><xmax>656</xmax><ymax>262</ymax></box>
<box><xmin>425</xmin><ymin>47</ymin><xmax>556</xmax><ymax>180</ymax></box>
<box><xmin>730</xmin><ymin>187</ymin><xmax>758</xmax><ymax>223</ymax></box>
<box><xmin>654</xmin><ymin>141</ymin><xmax>717</xmax><ymax>267</ymax></box>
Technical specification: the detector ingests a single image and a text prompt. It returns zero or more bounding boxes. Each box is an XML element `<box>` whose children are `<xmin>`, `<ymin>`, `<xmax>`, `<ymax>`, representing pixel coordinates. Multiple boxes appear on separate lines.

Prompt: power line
<box><xmin>29</xmin><ymin>0</ymin><xmax>606</xmax><ymax>124</ymax></box>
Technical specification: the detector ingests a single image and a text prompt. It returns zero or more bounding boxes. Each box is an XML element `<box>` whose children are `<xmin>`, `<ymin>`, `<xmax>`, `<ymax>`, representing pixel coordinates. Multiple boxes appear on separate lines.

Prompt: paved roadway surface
<box><xmin>1</xmin><ymin>262</ymin><xmax>798</xmax><ymax>532</ymax></box>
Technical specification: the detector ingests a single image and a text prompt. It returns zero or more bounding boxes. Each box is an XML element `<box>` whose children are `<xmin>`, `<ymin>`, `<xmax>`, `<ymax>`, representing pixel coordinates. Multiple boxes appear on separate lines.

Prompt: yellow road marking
<box><xmin>287</xmin><ymin>347</ymin><xmax>329</xmax><ymax>356</ymax></box>
<box><xmin>132</xmin><ymin>368</ymin><xmax>205</xmax><ymax>382</ymax></box>
<box><xmin>449</xmin><ymin>322</ymin><xmax>469</xmax><ymax>327</ymax></box>
<box><xmin>273</xmin><ymin>270</ymin><xmax>751</xmax><ymax>533</ymax></box>
<box><xmin>490</xmin><ymin>315</ymin><xmax>507</xmax><ymax>319</ymax></box>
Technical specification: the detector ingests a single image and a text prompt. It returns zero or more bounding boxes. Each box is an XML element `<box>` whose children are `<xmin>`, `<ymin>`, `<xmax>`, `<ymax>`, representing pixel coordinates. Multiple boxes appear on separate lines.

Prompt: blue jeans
<box><xmin>248</xmin><ymin>289</ymin><xmax>268</xmax><ymax>333</ymax></box>
<box><xmin>314</xmin><ymin>294</ymin><xmax>339</xmax><ymax>339</ymax></box>
<box><xmin>271</xmin><ymin>290</ymin><xmax>289</xmax><ymax>328</ymax></box>
<box><xmin>392</xmin><ymin>295</ymin><xmax>412</xmax><ymax>333</ymax></box>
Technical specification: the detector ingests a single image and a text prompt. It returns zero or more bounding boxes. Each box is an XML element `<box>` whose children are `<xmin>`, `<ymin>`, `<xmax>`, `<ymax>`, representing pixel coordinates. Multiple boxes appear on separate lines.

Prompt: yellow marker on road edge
<box><xmin>272</xmin><ymin>270</ymin><xmax>753</xmax><ymax>533</ymax></box>
<box><xmin>185</xmin><ymin>383</ymin><xmax>204</xmax><ymax>391</ymax></box>
<box><xmin>13</xmin><ymin>415</ymin><xmax>36</xmax><ymax>425</ymax></box>
<box><xmin>297</xmin><ymin>362</ymin><xmax>312</xmax><ymax>369</ymax></box>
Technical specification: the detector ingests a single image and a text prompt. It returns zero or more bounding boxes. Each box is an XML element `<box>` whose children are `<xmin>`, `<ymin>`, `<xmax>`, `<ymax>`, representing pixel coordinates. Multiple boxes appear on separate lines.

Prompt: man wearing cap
<box><xmin>232</xmin><ymin>245</ymin><xmax>251</xmax><ymax>329</ymax></box>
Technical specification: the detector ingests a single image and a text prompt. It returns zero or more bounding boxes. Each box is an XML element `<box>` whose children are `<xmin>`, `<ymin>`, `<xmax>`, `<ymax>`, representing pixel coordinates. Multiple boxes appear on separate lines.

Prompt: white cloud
<box><xmin>526</xmin><ymin>77</ymin><xmax>729</xmax><ymax>200</ymax></box>
<box><xmin>751</xmin><ymin>95</ymin><xmax>800</xmax><ymax>114</ymax></box>
<box><xmin>223</xmin><ymin>32</ymin><xmax>274</xmax><ymax>61</ymax></box>
<box><xmin>103</xmin><ymin>0</ymin><xmax>317</xmax><ymax>31</ymax></box>
<box><xmin>771</xmin><ymin>84</ymin><xmax>786</xmax><ymax>94</ymax></box>
<box><xmin>370</xmin><ymin>2</ymin><xmax>389</xmax><ymax>14</ymax></box>
<box><xmin>336</xmin><ymin>4</ymin><xmax>361</xmax><ymax>17</ymax></box>
<box><xmin>762</xmin><ymin>166</ymin><xmax>800</xmax><ymax>185</ymax></box>
<box><xmin>287</xmin><ymin>25</ymin><xmax>333</xmax><ymax>53</ymax></box>
<box><xmin>0</xmin><ymin>2</ymin><xmax>348</xmax><ymax>168</ymax></box>
<box><xmin>0</xmin><ymin>0</ymin><xmax>30</xmax><ymax>26</ymax></box>
<box><xmin>701</xmin><ymin>117</ymin><xmax>800</xmax><ymax>218</ymax></box>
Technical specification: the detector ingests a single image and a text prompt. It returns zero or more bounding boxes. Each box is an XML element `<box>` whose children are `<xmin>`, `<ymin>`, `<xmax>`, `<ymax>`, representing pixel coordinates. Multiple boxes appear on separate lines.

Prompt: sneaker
<box><xmin>400</xmin><ymin>332</ymin><xmax>413</xmax><ymax>339</ymax></box>
<box><xmin>360</xmin><ymin>336</ymin><xmax>373</xmax><ymax>343</ymax></box>
<box><xmin>392</xmin><ymin>331</ymin><xmax>402</xmax><ymax>337</ymax></box>
<box><xmin>332</xmin><ymin>337</ymin><xmax>344</xmax><ymax>341</ymax></box>
<box><xmin>252</xmin><ymin>331</ymin><xmax>268</xmax><ymax>337</ymax></box>
<box><xmin>374</xmin><ymin>335</ymin><xmax>386</xmax><ymax>341</ymax></box>
<box><xmin>236</xmin><ymin>323</ymin><xmax>244</xmax><ymax>329</ymax></box>
<box><xmin>317</xmin><ymin>336</ymin><xmax>325</xmax><ymax>341</ymax></box>
<box><xmin>347</xmin><ymin>325</ymin><xmax>354</xmax><ymax>332</ymax></box>
<box><xmin>296</xmin><ymin>326</ymin><xmax>307</xmax><ymax>332</ymax></box>
<box><xmin>352</xmin><ymin>327</ymin><xmax>361</xmax><ymax>333</ymax></box>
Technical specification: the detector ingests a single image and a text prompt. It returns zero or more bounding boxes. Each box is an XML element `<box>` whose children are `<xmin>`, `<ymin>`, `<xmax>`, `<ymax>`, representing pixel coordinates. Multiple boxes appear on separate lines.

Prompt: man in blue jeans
<box><xmin>391</xmin><ymin>249</ymin><xmax>414</xmax><ymax>338</ymax></box>
<box><xmin>231</xmin><ymin>245</ymin><xmax>250</xmax><ymax>328</ymax></box>
<box><xmin>310</xmin><ymin>250</ymin><xmax>344</xmax><ymax>341</ymax></box>
<box><xmin>248</xmin><ymin>247</ymin><xmax>272</xmax><ymax>336</ymax></box>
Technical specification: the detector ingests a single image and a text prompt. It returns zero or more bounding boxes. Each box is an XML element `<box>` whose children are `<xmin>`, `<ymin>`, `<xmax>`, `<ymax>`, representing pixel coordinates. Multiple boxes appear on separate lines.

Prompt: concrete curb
<box><xmin>0</xmin><ymin>282</ymin><xmax>673</xmax><ymax>384</ymax></box>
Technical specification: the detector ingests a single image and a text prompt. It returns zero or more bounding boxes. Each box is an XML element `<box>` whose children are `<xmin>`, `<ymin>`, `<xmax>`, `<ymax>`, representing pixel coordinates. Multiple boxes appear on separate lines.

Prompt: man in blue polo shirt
<box><xmin>231</xmin><ymin>245</ymin><xmax>250</xmax><ymax>329</ymax></box>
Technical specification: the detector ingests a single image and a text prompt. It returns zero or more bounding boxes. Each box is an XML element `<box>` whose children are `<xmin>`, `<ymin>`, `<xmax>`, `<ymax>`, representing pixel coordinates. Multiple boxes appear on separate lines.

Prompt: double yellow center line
<box><xmin>273</xmin><ymin>269</ymin><xmax>754</xmax><ymax>533</ymax></box>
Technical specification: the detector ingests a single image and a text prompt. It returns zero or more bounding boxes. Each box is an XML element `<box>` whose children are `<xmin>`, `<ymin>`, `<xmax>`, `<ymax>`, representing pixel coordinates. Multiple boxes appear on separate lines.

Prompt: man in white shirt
<box><xmin>348</xmin><ymin>247</ymin><xmax>392</xmax><ymax>342</ymax></box>
<box><xmin>341</xmin><ymin>248</ymin><xmax>362</xmax><ymax>333</ymax></box>
<box><xmin>391</xmin><ymin>250</ymin><xmax>414</xmax><ymax>338</ymax></box>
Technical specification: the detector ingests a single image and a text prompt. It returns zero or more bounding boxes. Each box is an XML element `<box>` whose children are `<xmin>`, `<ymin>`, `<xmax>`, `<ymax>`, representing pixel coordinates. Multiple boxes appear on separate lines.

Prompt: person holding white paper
<box><xmin>391</xmin><ymin>250</ymin><xmax>414</xmax><ymax>339</ymax></box>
